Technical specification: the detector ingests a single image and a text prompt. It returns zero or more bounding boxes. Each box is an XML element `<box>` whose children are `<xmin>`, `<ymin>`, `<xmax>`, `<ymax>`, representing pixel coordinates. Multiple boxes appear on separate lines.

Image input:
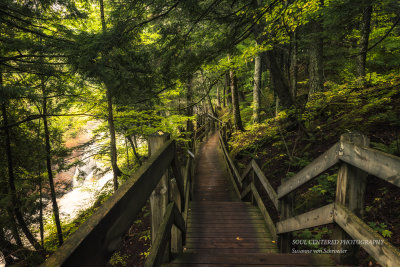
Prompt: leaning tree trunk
<box><xmin>1</xmin><ymin>101</ymin><xmax>42</xmax><ymax>251</ymax></box>
<box><xmin>42</xmin><ymin>87</ymin><xmax>63</xmax><ymax>247</ymax></box>
<box><xmin>229</xmin><ymin>69</ymin><xmax>244</xmax><ymax>131</ymax></box>
<box><xmin>253</xmin><ymin>52</ymin><xmax>262</xmax><ymax>123</ymax></box>
<box><xmin>126</xmin><ymin>135</ymin><xmax>142</xmax><ymax>166</ymax></box>
<box><xmin>357</xmin><ymin>4</ymin><xmax>372</xmax><ymax>83</ymax></box>
<box><xmin>7</xmin><ymin>208</ymin><xmax>22</xmax><ymax>247</ymax></box>
<box><xmin>100</xmin><ymin>0</ymin><xmax>120</xmax><ymax>192</ymax></box>
<box><xmin>308</xmin><ymin>12</ymin><xmax>324</xmax><ymax>100</ymax></box>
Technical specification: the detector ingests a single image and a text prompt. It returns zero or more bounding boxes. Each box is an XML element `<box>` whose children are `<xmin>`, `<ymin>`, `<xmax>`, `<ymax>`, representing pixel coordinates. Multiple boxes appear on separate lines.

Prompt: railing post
<box><xmin>170</xmin><ymin>178</ymin><xmax>182</xmax><ymax>255</ymax></box>
<box><xmin>278</xmin><ymin>189</ymin><xmax>293</xmax><ymax>253</ymax></box>
<box><xmin>148</xmin><ymin>131</ymin><xmax>171</xmax><ymax>262</ymax></box>
<box><xmin>250</xmin><ymin>169</ymin><xmax>256</xmax><ymax>205</ymax></box>
<box><xmin>333</xmin><ymin>132</ymin><xmax>369</xmax><ymax>265</ymax></box>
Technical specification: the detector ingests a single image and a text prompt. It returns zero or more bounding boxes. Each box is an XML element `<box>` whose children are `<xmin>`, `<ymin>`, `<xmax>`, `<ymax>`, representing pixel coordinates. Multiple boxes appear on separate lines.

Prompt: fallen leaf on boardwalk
<box><xmin>236</xmin><ymin>236</ymin><xmax>243</xmax><ymax>240</ymax></box>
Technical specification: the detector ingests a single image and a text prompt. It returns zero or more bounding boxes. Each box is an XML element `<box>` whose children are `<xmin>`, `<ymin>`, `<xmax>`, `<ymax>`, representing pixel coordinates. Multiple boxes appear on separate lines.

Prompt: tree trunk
<box><xmin>106</xmin><ymin>89</ymin><xmax>119</xmax><ymax>191</ymax></box>
<box><xmin>201</xmin><ymin>71</ymin><xmax>216</xmax><ymax>117</ymax></box>
<box><xmin>126</xmin><ymin>135</ymin><xmax>142</xmax><ymax>166</ymax></box>
<box><xmin>357</xmin><ymin>4</ymin><xmax>372</xmax><ymax>83</ymax></box>
<box><xmin>266</xmin><ymin>50</ymin><xmax>293</xmax><ymax>107</ymax></box>
<box><xmin>229</xmin><ymin>68</ymin><xmax>244</xmax><ymax>131</ymax></box>
<box><xmin>38</xmin><ymin>174</ymin><xmax>44</xmax><ymax>247</ymax></box>
<box><xmin>223</xmin><ymin>76</ymin><xmax>227</xmax><ymax>107</ymax></box>
<box><xmin>100</xmin><ymin>0</ymin><xmax>120</xmax><ymax>192</ymax></box>
<box><xmin>186</xmin><ymin>76</ymin><xmax>194</xmax><ymax>133</ymax></box>
<box><xmin>206</xmin><ymin>90</ymin><xmax>216</xmax><ymax>117</ymax></box>
<box><xmin>37</xmin><ymin>120</ymin><xmax>44</xmax><ymax>247</ymax></box>
<box><xmin>7</xmin><ymin>209</ymin><xmax>22</xmax><ymax>247</ymax></box>
<box><xmin>1</xmin><ymin>102</ymin><xmax>42</xmax><ymax>251</ymax></box>
<box><xmin>253</xmin><ymin>52</ymin><xmax>262</xmax><ymax>123</ymax></box>
<box><xmin>225</xmin><ymin>71</ymin><xmax>232</xmax><ymax>106</ymax></box>
<box><xmin>289</xmin><ymin>31</ymin><xmax>298</xmax><ymax>100</ymax></box>
<box><xmin>125</xmin><ymin>138</ymin><xmax>130</xmax><ymax>168</ymax></box>
<box><xmin>308</xmin><ymin>9</ymin><xmax>324</xmax><ymax>99</ymax></box>
<box><xmin>216</xmin><ymin>87</ymin><xmax>220</xmax><ymax>107</ymax></box>
<box><xmin>42</xmin><ymin>87</ymin><xmax>63</xmax><ymax>247</ymax></box>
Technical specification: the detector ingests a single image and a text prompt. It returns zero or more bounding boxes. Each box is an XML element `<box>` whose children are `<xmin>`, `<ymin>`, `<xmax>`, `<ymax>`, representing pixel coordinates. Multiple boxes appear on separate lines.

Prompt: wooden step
<box><xmin>165</xmin><ymin>252</ymin><xmax>336</xmax><ymax>266</ymax></box>
<box><xmin>186</xmin><ymin>231</ymin><xmax>272</xmax><ymax>239</ymax></box>
<box><xmin>183</xmin><ymin>248</ymin><xmax>279</xmax><ymax>254</ymax></box>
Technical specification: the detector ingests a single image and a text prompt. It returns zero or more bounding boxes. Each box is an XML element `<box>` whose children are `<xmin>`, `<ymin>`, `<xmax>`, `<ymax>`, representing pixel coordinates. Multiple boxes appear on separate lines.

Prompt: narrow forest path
<box><xmin>166</xmin><ymin>133</ymin><xmax>335</xmax><ymax>266</ymax></box>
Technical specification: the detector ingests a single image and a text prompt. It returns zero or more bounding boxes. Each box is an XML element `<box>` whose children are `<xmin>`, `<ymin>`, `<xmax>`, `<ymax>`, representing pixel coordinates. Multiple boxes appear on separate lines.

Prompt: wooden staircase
<box><xmin>43</xmin><ymin>116</ymin><xmax>400</xmax><ymax>266</ymax></box>
<box><xmin>166</xmin><ymin>133</ymin><xmax>334</xmax><ymax>266</ymax></box>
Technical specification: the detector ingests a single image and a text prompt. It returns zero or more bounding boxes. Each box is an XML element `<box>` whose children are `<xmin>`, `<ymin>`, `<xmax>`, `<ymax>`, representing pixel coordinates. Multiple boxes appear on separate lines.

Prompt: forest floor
<box><xmin>106</xmin><ymin>204</ymin><xmax>151</xmax><ymax>267</ymax></box>
<box><xmin>225</xmin><ymin>82</ymin><xmax>400</xmax><ymax>267</ymax></box>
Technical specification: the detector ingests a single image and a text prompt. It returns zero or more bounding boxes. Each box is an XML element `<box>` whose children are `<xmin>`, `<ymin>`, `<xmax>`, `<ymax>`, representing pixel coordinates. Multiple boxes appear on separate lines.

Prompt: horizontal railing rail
<box><xmin>277</xmin><ymin>141</ymin><xmax>400</xmax><ymax>199</ymax></box>
<box><xmin>42</xmin><ymin>117</ymin><xmax>210</xmax><ymax>267</ymax></box>
<box><xmin>217</xmin><ymin>130</ymin><xmax>241</xmax><ymax>197</ymax></box>
<box><xmin>144</xmin><ymin>202</ymin><xmax>185</xmax><ymax>267</ymax></box>
<box><xmin>43</xmin><ymin>140</ymin><xmax>179</xmax><ymax>266</ymax></box>
<box><xmin>209</xmin><ymin>113</ymin><xmax>400</xmax><ymax>267</ymax></box>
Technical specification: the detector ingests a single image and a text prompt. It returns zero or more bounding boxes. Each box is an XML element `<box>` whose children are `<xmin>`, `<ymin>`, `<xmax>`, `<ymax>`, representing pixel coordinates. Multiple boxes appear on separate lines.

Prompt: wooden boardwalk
<box><xmin>166</xmin><ymin>133</ymin><xmax>335</xmax><ymax>266</ymax></box>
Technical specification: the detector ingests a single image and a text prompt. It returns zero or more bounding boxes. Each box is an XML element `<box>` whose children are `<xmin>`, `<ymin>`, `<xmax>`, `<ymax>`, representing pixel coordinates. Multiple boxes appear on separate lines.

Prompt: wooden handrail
<box><xmin>338</xmin><ymin>142</ymin><xmax>400</xmax><ymax>187</ymax></box>
<box><xmin>206</xmin><ymin>113</ymin><xmax>224</xmax><ymax>124</ymax></box>
<box><xmin>251</xmin><ymin>160</ymin><xmax>279</xmax><ymax>210</ymax></box>
<box><xmin>144</xmin><ymin>203</ymin><xmax>186</xmax><ymax>267</ymax></box>
<box><xmin>217</xmin><ymin>131</ymin><xmax>241</xmax><ymax>197</ymax></box>
<box><xmin>217</xmin><ymin>128</ymin><xmax>278</xmax><ymax>240</ymax></box>
<box><xmin>183</xmin><ymin>157</ymin><xmax>193</xmax><ymax>225</ymax></box>
<box><xmin>250</xmin><ymin>183</ymin><xmax>278</xmax><ymax>241</ymax></box>
<box><xmin>42</xmin><ymin>114</ymin><xmax>212</xmax><ymax>267</ymax></box>
<box><xmin>278</xmin><ymin>142</ymin><xmax>340</xmax><ymax>199</ymax></box>
<box><xmin>277</xmin><ymin>204</ymin><xmax>335</xmax><ymax>234</ymax></box>
<box><xmin>43</xmin><ymin>140</ymin><xmax>177</xmax><ymax>267</ymax></box>
<box><xmin>334</xmin><ymin>203</ymin><xmax>400</xmax><ymax>266</ymax></box>
<box><xmin>207</xmin><ymin>114</ymin><xmax>400</xmax><ymax>266</ymax></box>
<box><xmin>171</xmin><ymin>156</ymin><xmax>185</xmax><ymax>210</ymax></box>
<box><xmin>278</xmin><ymin>141</ymin><xmax>400</xmax><ymax>199</ymax></box>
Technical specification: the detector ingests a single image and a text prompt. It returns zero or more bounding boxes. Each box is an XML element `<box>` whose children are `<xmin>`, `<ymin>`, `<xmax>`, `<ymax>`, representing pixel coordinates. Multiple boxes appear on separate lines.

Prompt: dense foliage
<box><xmin>1</xmin><ymin>0</ymin><xmax>399</xmax><ymax>266</ymax></box>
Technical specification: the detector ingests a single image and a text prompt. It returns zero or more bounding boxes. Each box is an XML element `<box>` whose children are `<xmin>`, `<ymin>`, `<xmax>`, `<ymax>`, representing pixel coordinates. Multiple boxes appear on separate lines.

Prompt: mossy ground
<box><xmin>224</xmin><ymin>78</ymin><xmax>400</xmax><ymax>266</ymax></box>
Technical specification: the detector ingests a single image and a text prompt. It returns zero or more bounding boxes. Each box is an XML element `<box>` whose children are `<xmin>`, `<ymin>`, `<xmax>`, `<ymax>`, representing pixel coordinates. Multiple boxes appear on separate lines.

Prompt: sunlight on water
<box><xmin>46</xmin><ymin>121</ymin><xmax>113</xmax><ymax>223</ymax></box>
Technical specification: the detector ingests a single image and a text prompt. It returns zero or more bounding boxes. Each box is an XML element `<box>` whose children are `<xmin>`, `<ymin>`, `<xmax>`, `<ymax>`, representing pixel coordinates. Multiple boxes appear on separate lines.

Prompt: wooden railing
<box><xmin>42</xmin><ymin>124</ymin><xmax>206</xmax><ymax>267</ymax></box>
<box><xmin>211</xmin><ymin>116</ymin><xmax>400</xmax><ymax>267</ymax></box>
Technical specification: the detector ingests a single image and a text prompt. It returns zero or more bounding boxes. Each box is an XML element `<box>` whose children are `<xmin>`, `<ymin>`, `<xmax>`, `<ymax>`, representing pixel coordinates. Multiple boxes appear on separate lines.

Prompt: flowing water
<box><xmin>45</xmin><ymin>120</ymin><xmax>113</xmax><ymax>223</ymax></box>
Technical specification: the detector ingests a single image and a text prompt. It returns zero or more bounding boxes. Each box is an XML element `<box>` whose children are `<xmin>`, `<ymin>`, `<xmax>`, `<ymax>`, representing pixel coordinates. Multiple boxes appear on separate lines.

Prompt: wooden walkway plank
<box><xmin>166</xmin><ymin>253</ymin><xmax>335</xmax><ymax>266</ymax></box>
<box><xmin>167</xmin><ymin>133</ymin><xmax>335</xmax><ymax>266</ymax></box>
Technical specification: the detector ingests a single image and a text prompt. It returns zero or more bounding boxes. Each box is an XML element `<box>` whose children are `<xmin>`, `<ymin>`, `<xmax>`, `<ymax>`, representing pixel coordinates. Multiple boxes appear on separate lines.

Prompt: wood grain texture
<box><xmin>278</xmin><ymin>142</ymin><xmax>340</xmax><ymax>198</ymax></box>
<box><xmin>179</xmin><ymin>133</ymin><xmax>279</xmax><ymax>263</ymax></box>
<box><xmin>276</xmin><ymin>204</ymin><xmax>334</xmax><ymax>234</ymax></box>
<box><xmin>251</xmin><ymin>183</ymin><xmax>278</xmax><ymax>241</ymax></box>
<box><xmin>334</xmin><ymin>203</ymin><xmax>400</xmax><ymax>267</ymax></box>
<box><xmin>218</xmin><ymin>131</ymin><xmax>242</xmax><ymax>189</ymax></box>
<box><xmin>43</xmin><ymin>140</ymin><xmax>176</xmax><ymax>267</ymax></box>
<box><xmin>145</xmin><ymin>203</ymin><xmax>175</xmax><ymax>267</ymax></box>
<box><xmin>166</xmin><ymin>253</ymin><xmax>335</xmax><ymax>266</ymax></box>
<box><xmin>338</xmin><ymin>142</ymin><xmax>400</xmax><ymax>188</ymax></box>
<box><xmin>252</xmin><ymin>160</ymin><xmax>278</xmax><ymax>210</ymax></box>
